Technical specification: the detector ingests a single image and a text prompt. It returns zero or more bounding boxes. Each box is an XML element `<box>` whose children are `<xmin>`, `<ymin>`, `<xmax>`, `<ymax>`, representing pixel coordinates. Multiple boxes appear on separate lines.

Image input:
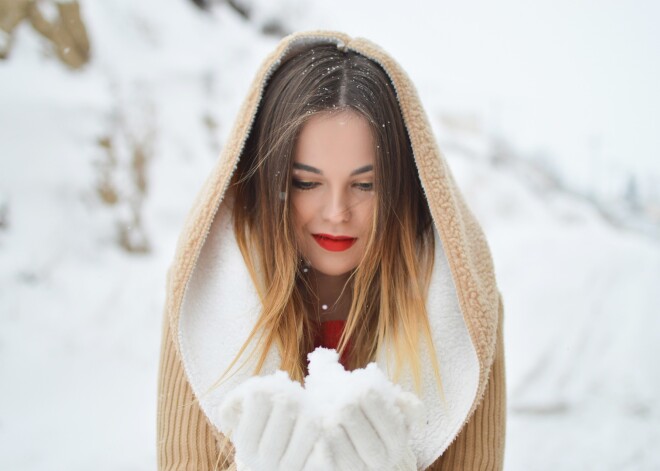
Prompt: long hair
<box><xmin>211</xmin><ymin>43</ymin><xmax>443</xmax><ymax>396</ymax></box>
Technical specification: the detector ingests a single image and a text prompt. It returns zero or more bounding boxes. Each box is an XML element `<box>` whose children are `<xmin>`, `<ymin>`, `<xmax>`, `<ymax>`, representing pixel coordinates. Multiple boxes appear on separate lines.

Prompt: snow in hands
<box><xmin>216</xmin><ymin>347</ymin><xmax>424</xmax><ymax>471</ymax></box>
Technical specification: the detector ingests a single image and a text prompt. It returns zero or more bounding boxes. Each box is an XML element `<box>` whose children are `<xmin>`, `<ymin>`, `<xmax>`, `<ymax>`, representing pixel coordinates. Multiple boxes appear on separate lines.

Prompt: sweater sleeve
<box><xmin>157</xmin><ymin>308</ymin><xmax>237</xmax><ymax>471</ymax></box>
<box><xmin>426</xmin><ymin>292</ymin><xmax>507</xmax><ymax>470</ymax></box>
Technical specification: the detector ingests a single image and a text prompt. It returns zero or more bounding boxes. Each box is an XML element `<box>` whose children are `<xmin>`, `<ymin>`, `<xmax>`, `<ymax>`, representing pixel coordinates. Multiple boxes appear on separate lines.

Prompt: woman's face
<box><xmin>291</xmin><ymin>110</ymin><xmax>376</xmax><ymax>277</ymax></box>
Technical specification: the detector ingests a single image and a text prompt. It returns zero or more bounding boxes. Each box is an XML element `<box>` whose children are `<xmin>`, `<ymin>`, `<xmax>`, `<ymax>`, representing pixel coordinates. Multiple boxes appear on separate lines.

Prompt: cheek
<box><xmin>291</xmin><ymin>192</ymin><xmax>320</xmax><ymax>221</ymax></box>
<box><xmin>357</xmin><ymin>197</ymin><xmax>376</xmax><ymax>231</ymax></box>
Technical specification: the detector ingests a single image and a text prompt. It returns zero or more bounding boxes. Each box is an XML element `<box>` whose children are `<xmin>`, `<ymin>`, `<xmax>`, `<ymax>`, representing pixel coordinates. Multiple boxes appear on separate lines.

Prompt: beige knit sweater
<box><xmin>157</xmin><ymin>30</ymin><xmax>506</xmax><ymax>470</ymax></box>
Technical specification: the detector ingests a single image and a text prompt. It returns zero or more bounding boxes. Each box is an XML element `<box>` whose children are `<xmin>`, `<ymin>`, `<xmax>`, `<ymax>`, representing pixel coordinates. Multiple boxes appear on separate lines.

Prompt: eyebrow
<box><xmin>292</xmin><ymin>163</ymin><xmax>374</xmax><ymax>176</ymax></box>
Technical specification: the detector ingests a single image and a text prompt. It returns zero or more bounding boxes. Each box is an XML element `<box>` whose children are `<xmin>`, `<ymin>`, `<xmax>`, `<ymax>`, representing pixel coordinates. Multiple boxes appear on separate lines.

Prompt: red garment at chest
<box><xmin>313</xmin><ymin>319</ymin><xmax>351</xmax><ymax>368</ymax></box>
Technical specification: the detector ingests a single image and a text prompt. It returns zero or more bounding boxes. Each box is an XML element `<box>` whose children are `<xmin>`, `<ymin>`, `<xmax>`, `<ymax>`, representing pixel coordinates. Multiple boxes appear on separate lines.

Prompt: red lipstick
<box><xmin>312</xmin><ymin>233</ymin><xmax>357</xmax><ymax>252</ymax></box>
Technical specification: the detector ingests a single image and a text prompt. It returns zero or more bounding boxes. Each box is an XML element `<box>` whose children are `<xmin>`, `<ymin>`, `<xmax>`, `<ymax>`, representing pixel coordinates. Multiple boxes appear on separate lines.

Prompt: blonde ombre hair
<box><xmin>210</xmin><ymin>42</ymin><xmax>446</xmax><ymax>470</ymax></box>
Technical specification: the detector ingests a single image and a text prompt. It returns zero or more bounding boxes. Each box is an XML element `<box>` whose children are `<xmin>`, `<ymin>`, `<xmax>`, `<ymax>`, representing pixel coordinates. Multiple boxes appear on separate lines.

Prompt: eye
<box><xmin>292</xmin><ymin>179</ymin><xmax>319</xmax><ymax>190</ymax></box>
<box><xmin>353</xmin><ymin>182</ymin><xmax>374</xmax><ymax>192</ymax></box>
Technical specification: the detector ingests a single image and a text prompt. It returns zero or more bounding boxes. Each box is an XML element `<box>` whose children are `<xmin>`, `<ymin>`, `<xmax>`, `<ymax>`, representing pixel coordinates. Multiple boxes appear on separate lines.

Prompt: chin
<box><xmin>319</xmin><ymin>268</ymin><xmax>355</xmax><ymax>277</ymax></box>
<box><xmin>308</xmin><ymin>259</ymin><xmax>357</xmax><ymax>277</ymax></box>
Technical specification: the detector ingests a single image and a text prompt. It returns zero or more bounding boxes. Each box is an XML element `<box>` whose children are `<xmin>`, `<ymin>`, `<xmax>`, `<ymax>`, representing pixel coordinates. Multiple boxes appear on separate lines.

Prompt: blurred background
<box><xmin>1</xmin><ymin>0</ymin><xmax>659</xmax><ymax>469</ymax></box>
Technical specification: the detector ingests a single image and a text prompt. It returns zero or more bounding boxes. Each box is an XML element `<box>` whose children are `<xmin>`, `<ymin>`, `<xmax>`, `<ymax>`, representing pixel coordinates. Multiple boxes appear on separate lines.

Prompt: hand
<box><xmin>216</xmin><ymin>371</ymin><xmax>322</xmax><ymax>471</ymax></box>
<box><xmin>324</xmin><ymin>386</ymin><xmax>421</xmax><ymax>470</ymax></box>
<box><xmin>304</xmin><ymin>350</ymin><xmax>424</xmax><ymax>471</ymax></box>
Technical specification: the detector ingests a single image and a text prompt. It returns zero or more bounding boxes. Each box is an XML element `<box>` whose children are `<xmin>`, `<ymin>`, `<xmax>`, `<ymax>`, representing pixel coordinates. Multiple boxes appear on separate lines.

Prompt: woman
<box><xmin>157</xmin><ymin>30</ymin><xmax>506</xmax><ymax>470</ymax></box>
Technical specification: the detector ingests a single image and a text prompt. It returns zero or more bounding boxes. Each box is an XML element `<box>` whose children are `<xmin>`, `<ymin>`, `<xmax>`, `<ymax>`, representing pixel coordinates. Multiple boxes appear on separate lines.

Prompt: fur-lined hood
<box><xmin>163</xmin><ymin>30</ymin><xmax>502</xmax><ymax>469</ymax></box>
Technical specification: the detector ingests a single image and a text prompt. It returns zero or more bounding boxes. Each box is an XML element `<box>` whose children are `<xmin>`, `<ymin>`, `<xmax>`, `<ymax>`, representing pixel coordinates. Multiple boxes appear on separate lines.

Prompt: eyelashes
<box><xmin>291</xmin><ymin>179</ymin><xmax>318</xmax><ymax>191</ymax></box>
<box><xmin>353</xmin><ymin>182</ymin><xmax>374</xmax><ymax>191</ymax></box>
<box><xmin>291</xmin><ymin>179</ymin><xmax>374</xmax><ymax>192</ymax></box>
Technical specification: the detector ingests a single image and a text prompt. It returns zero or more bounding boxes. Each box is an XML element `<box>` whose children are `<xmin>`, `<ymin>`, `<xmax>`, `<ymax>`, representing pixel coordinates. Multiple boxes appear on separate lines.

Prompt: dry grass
<box><xmin>94</xmin><ymin>95</ymin><xmax>155</xmax><ymax>254</ymax></box>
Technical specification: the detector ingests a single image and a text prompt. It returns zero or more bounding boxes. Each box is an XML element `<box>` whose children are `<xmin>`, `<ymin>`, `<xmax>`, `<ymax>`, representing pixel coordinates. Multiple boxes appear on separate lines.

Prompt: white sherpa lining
<box><xmin>178</xmin><ymin>198</ymin><xmax>479</xmax><ymax>468</ymax></box>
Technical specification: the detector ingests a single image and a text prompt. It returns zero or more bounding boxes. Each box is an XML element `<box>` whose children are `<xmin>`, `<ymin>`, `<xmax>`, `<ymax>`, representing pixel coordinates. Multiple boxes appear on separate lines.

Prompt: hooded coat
<box><xmin>157</xmin><ymin>30</ymin><xmax>507</xmax><ymax>471</ymax></box>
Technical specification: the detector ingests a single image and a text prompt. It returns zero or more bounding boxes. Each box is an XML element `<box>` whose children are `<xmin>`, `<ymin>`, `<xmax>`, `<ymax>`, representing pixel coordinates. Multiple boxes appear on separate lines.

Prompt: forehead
<box><xmin>294</xmin><ymin>110</ymin><xmax>375</xmax><ymax>171</ymax></box>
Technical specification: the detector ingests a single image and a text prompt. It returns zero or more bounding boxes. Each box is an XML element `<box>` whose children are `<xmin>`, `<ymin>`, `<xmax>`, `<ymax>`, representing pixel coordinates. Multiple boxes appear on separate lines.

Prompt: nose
<box><xmin>321</xmin><ymin>188</ymin><xmax>350</xmax><ymax>223</ymax></box>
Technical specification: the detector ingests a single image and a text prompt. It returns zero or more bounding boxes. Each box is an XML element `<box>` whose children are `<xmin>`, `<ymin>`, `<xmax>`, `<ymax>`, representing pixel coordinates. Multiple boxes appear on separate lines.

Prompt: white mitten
<box><xmin>305</xmin><ymin>349</ymin><xmax>424</xmax><ymax>471</ymax></box>
<box><xmin>216</xmin><ymin>370</ymin><xmax>322</xmax><ymax>471</ymax></box>
<box><xmin>217</xmin><ymin>349</ymin><xmax>423</xmax><ymax>471</ymax></box>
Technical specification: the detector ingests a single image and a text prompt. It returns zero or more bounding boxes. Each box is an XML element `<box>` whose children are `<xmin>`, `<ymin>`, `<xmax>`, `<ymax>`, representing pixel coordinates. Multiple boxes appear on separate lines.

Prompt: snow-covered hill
<box><xmin>1</xmin><ymin>1</ymin><xmax>658</xmax><ymax>470</ymax></box>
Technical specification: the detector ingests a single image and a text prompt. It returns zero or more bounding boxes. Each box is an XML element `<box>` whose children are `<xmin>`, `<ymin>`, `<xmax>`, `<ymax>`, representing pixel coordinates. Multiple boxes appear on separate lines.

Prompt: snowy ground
<box><xmin>1</xmin><ymin>1</ymin><xmax>659</xmax><ymax>470</ymax></box>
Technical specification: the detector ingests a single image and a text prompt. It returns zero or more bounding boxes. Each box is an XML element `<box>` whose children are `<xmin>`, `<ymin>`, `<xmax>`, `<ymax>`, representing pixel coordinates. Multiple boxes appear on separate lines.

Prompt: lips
<box><xmin>312</xmin><ymin>233</ymin><xmax>357</xmax><ymax>252</ymax></box>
